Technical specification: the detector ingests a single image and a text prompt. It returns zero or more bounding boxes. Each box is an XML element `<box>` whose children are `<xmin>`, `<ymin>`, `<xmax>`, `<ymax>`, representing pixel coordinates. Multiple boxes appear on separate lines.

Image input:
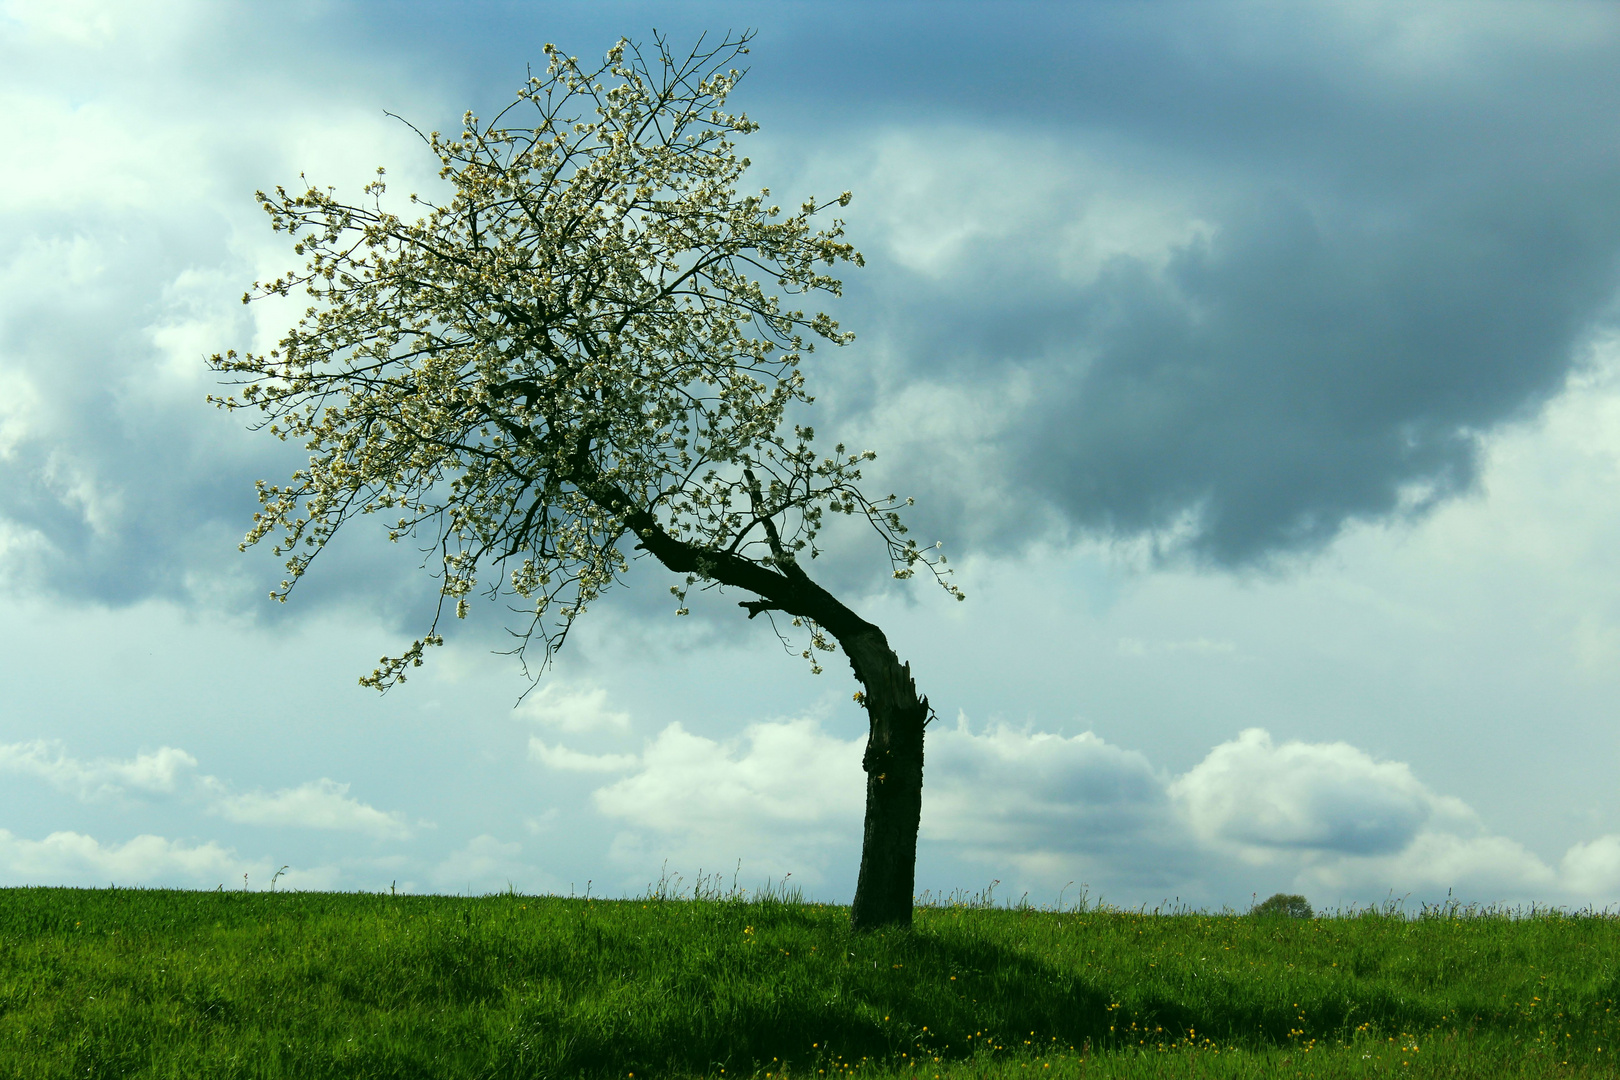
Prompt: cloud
<box><xmin>1297</xmin><ymin>831</ymin><xmax>1557</xmax><ymax>904</ymax></box>
<box><xmin>784</xmin><ymin>5</ymin><xmax>1620</xmax><ymax>568</ymax></box>
<box><xmin>0</xmin><ymin>826</ymin><xmax>337</xmax><ymax>890</ymax></box>
<box><xmin>0</xmin><ymin>739</ymin><xmax>409</xmax><ymax>840</ymax></box>
<box><xmin>0</xmin><ymin>740</ymin><xmax>198</xmax><ymax>800</ymax></box>
<box><xmin>1160</xmin><ymin>729</ymin><xmax>1589</xmax><ymax>904</ymax></box>
<box><xmin>0</xmin><ymin>366</ymin><xmax>38</xmax><ymax>459</ymax></box>
<box><xmin>212</xmin><ymin>779</ymin><xmax>411</xmax><ymax>840</ymax></box>
<box><xmin>568</xmin><ymin>714</ymin><xmax>1620</xmax><ymax>908</ymax></box>
<box><xmin>1</xmin><ymin>0</ymin><xmax>151</xmax><ymax>52</ymax></box>
<box><xmin>1560</xmin><ymin>836</ymin><xmax>1620</xmax><ymax>898</ymax></box>
<box><xmin>0</xmin><ymin>828</ymin><xmax>234</xmax><ymax>886</ymax></box>
<box><xmin>430</xmin><ymin>834</ymin><xmax>529</xmax><ymax>894</ymax></box>
<box><xmin>517</xmin><ymin>684</ymin><xmax>630</xmax><ymax>732</ymax></box>
<box><xmin>922</xmin><ymin>718</ymin><xmax>1173</xmax><ymax>854</ymax></box>
<box><xmin>1116</xmin><ymin>637</ymin><xmax>1238</xmax><ymax>658</ymax></box>
<box><xmin>594</xmin><ymin>719</ymin><xmax>865</xmax><ymax>835</ymax></box>
<box><xmin>577</xmin><ymin>713</ymin><xmax>1187</xmax><ymax>892</ymax></box>
<box><xmin>585</xmin><ymin>718</ymin><xmax>864</xmax><ymax>882</ymax></box>
<box><xmin>1163</xmin><ymin>728</ymin><xmax>1620</xmax><ymax>906</ymax></box>
<box><xmin>914</xmin><ymin>718</ymin><xmax>1209</xmax><ymax>894</ymax></box>
<box><xmin>528</xmin><ymin>739</ymin><xmax>638</xmax><ymax>773</ymax></box>
<box><xmin>1010</xmin><ymin>185</ymin><xmax>1618</xmax><ymax>565</ymax></box>
<box><xmin>2</xmin><ymin>3</ymin><xmax>1616</xmax><ymax>619</ymax></box>
<box><xmin>1169</xmin><ymin>728</ymin><xmax>1458</xmax><ymax>857</ymax></box>
<box><xmin>0</xmin><ymin>0</ymin><xmax>449</xmax><ymax>615</ymax></box>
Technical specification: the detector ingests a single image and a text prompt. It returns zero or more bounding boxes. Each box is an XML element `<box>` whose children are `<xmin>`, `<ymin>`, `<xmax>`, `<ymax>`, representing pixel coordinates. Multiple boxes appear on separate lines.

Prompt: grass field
<box><xmin>2</xmin><ymin>880</ymin><xmax>1617</xmax><ymax>1078</ymax></box>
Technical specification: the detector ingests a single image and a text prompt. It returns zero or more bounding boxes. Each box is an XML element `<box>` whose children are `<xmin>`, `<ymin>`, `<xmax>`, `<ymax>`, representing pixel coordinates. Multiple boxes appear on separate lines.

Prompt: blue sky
<box><xmin>3</xmin><ymin>0</ymin><xmax>1620</xmax><ymax>910</ymax></box>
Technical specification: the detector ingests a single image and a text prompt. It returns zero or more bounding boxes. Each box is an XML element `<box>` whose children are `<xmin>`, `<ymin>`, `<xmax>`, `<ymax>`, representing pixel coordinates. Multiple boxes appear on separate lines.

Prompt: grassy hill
<box><xmin>1</xmin><ymin>883</ymin><xmax>1616</xmax><ymax>1077</ymax></box>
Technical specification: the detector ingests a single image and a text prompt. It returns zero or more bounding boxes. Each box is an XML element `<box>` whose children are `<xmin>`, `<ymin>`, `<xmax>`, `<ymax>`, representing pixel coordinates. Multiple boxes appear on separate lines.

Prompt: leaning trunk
<box><xmin>844</xmin><ymin>628</ymin><xmax>929</xmax><ymax>931</ymax></box>
<box><xmin>609</xmin><ymin>500</ymin><xmax>933</xmax><ymax>932</ymax></box>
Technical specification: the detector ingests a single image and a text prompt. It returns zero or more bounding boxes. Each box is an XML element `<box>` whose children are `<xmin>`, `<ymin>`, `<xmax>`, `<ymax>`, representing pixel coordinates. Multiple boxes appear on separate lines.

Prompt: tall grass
<box><xmin>1</xmin><ymin>880</ymin><xmax>1616</xmax><ymax>1078</ymax></box>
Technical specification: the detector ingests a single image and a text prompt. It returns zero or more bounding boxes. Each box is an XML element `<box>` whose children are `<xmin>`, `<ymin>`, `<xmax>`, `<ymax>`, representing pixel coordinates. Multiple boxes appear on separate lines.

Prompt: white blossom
<box><xmin>209</xmin><ymin>33</ymin><xmax>959</xmax><ymax>691</ymax></box>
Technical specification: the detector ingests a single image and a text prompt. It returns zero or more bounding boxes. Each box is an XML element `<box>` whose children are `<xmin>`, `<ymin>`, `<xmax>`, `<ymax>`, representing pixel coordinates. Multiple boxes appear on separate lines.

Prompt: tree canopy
<box><xmin>211</xmin><ymin>32</ymin><xmax>959</xmax><ymax>930</ymax></box>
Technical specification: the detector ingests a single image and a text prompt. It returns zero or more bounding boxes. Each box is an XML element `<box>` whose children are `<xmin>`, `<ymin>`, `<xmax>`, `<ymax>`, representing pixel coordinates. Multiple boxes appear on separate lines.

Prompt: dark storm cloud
<box><xmin>0</xmin><ymin>203</ymin><xmax>441</xmax><ymax>623</ymax></box>
<box><xmin>1022</xmin><ymin>179</ymin><xmax>1620</xmax><ymax>562</ymax></box>
<box><xmin>0</xmin><ymin>208</ymin><xmax>244</xmax><ymax>602</ymax></box>
<box><xmin>748</xmin><ymin>3</ymin><xmax>1620</xmax><ymax>565</ymax></box>
<box><xmin>0</xmin><ymin>1</ymin><xmax>478</xmax><ymax>624</ymax></box>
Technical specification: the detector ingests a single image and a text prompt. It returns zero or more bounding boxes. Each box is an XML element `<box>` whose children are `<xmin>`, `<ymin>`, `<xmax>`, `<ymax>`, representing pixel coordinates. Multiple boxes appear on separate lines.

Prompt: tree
<box><xmin>1251</xmin><ymin>893</ymin><xmax>1313</xmax><ymax>920</ymax></box>
<box><xmin>209</xmin><ymin>32</ymin><xmax>960</xmax><ymax>931</ymax></box>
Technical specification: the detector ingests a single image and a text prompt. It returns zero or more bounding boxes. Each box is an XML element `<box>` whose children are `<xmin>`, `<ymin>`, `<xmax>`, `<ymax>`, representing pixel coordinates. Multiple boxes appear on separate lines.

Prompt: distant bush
<box><xmin>1252</xmin><ymin>892</ymin><xmax>1313</xmax><ymax>919</ymax></box>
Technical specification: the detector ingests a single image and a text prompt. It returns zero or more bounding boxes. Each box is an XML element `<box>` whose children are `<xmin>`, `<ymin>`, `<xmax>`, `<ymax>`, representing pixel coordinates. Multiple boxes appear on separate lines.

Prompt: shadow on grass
<box><xmin>456</xmin><ymin>907</ymin><xmax>1449</xmax><ymax>1078</ymax></box>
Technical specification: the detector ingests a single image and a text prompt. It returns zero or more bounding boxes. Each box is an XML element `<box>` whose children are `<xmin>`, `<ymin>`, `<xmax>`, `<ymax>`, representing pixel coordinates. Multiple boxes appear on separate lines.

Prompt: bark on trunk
<box><xmin>845</xmin><ymin>629</ymin><xmax>929</xmax><ymax>932</ymax></box>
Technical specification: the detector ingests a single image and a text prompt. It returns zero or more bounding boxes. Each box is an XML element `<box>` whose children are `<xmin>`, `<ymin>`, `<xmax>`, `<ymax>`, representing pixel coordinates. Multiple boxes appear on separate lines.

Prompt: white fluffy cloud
<box><xmin>559</xmin><ymin>712</ymin><xmax>1620</xmax><ymax>909</ymax></box>
<box><xmin>517</xmin><ymin>684</ymin><xmax>632</xmax><ymax>732</ymax></box>
<box><xmin>575</xmin><ymin>712</ymin><xmax>1184</xmax><ymax>889</ymax></box>
<box><xmin>529</xmin><ymin>739</ymin><xmax>639</xmax><ymax>773</ymax></box>
<box><xmin>1161</xmin><ymin>728</ymin><xmax>1602</xmax><ymax>905</ymax></box>
<box><xmin>594</xmin><ymin>719</ymin><xmax>865</xmax><ymax>834</ymax></box>
<box><xmin>570</xmin><ymin>712</ymin><xmax>1195</xmax><ymax>893</ymax></box>
<box><xmin>0</xmin><ymin>740</ymin><xmax>198</xmax><ymax>800</ymax></box>
<box><xmin>4</xmin><ymin>712</ymin><xmax>1616</xmax><ymax>905</ymax></box>
<box><xmin>213</xmin><ymin>779</ymin><xmax>411</xmax><ymax>840</ymax></box>
<box><xmin>0</xmin><ymin>739</ymin><xmax>409</xmax><ymax>840</ymax></box>
<box><xmin>1296</xmin><ymin>831</ymin><xmax>1558</xmax><ymax>903</ymax></box>
<box><xmin>1559</xmin><ymin>836</ymin><xmax>1620</xmax><ymax>898</ymax></box>
<box><xmin>923</xmin><ymin>718</ymin><xmax>1173</xmax><ymax>853</ymax></box>
<box><xmin>576</xmin><ymin>718</ymin><xmax>865</xmax><ymax>883</ymax></box>
<box><xmin>0</xmin><ymin>829</ymin><xmax>231</xmax><ymax>883</ymax></box>
<box><xmin>1169</xmin><ymin>728</ymin><xmax>1462</xmax><ymax>857</ymax></box>
<box><xmin>430</xmin><ymin>834</ymin><xmax>542</xmax><ymax>895</ymax></box>
<box><xmin>0</xmin><ymin>827</ymin><xmax>337</xmax><ymax>890</ymax></box>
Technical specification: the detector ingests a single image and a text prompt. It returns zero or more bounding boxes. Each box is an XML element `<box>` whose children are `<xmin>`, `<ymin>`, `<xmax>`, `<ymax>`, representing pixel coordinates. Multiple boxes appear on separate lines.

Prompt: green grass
<box><xmin>2</xmin><ymin>883</ymin><xmax>1617</xmax><ymax>1078</ymax></box>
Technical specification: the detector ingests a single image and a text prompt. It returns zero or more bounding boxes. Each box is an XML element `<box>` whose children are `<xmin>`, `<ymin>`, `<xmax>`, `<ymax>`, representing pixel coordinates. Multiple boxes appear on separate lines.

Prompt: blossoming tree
<box><xmin>209</xmin><ymin>33</ymin><xmax>960</xmax><ymax>930</ymax></box>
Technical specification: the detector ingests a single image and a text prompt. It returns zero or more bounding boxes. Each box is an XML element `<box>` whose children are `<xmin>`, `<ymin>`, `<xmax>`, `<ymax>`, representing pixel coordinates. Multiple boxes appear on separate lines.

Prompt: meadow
<box><xmin>1</xmin><ymin>878</ymin><xmax>1616</xmax><ymax>1078</ymax></box>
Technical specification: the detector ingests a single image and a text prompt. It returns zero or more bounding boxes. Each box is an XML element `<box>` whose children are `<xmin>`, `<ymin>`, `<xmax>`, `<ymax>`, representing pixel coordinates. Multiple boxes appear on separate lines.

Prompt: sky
<box><xmin>3</xmin><ymin>0</ymin><xmax>1620</xmax><ymax>912</ymax></box>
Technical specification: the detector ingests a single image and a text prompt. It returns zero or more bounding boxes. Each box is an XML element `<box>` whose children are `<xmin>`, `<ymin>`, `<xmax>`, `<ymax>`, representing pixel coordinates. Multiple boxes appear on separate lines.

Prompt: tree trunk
<box><xmin>844</xmin><ymin>628</ymin><xmax>929</xmax><ymax>932</ymax></box>
<box><xmin>609</xmin><ymin>497</ymin><xmax>931</xmax><ymax>931</ymax></box>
